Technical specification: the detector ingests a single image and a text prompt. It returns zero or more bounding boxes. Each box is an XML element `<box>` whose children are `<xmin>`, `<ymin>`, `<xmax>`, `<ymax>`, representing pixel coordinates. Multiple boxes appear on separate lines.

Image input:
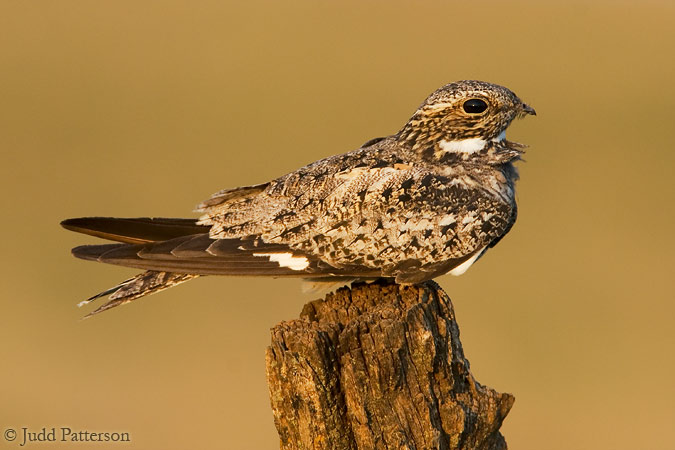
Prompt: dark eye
<box><xmin>462</xmin><ymin>99</ymin><xmax>488</xmax><ymax>114</ymax></box>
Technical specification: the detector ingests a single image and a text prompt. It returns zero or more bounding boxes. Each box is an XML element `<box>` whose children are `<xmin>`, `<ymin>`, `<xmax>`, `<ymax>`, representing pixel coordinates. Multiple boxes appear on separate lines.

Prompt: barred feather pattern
<box><xmin>80</xmin><ymin>271</ymin><xmax>198</xmax><ymax>318</ymax></box>
<box><xmin>196</xmin><ymin>138</ymin><xmax>522</xmax><ymax>282</ymax></box>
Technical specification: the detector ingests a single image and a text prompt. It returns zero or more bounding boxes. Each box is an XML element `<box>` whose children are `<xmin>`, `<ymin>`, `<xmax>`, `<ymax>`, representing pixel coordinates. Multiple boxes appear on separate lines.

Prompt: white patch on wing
<box><xmin>253</xmin><ymin>252</ymin><xmax>310</xmax><ymax>270</ymax></box>
<box><xmin>448</xmin><ymin>248</ymin><xmax>485</xmax><ymax>276</ymax></box>
<box><xmin>493</xmin><ymin>130</ymin><xmax>506</xmax><ymax>142</ymax></box>
<box><xmin>439</xmin><ymin>138</ymin><xmax>487</xmax><ymax>154</ymax></box>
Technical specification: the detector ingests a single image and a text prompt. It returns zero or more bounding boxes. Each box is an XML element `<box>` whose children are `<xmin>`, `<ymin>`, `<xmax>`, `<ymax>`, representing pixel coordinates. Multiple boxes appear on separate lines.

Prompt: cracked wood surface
<box><xmin>265</xmin><ymin>281</ymin><xmax>513</xmax><ymax>450</ymax></box>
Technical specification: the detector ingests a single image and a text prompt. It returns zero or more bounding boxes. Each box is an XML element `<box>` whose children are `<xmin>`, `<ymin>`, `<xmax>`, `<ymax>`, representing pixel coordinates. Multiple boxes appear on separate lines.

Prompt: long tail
<box><xmin>62</xmin><ymin>217</ymin><xmax>208</xmax><ymax>317</ymax></box>
<box><xmin>62</xmin><ymin>216</ymin><xmax>382</xmax><ymax>317</ymax></box>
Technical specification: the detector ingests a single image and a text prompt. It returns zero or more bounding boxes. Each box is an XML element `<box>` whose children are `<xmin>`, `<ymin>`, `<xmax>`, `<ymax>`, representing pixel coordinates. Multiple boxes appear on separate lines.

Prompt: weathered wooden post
<box><xmin>266</xmin><ymin>281</ymin><xmax>513</xmax><ymax>450</ymax></box>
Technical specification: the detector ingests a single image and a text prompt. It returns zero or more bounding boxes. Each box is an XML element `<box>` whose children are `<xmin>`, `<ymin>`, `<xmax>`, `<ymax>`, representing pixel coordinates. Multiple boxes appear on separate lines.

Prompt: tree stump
<box><xmin>265</xmin><ymin>280</ymin><xmax>513</xmax><ymax>450</ymax></box>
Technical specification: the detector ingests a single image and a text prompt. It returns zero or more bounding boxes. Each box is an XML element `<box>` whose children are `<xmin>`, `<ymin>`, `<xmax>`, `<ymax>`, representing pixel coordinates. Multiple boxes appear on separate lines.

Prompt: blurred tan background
<box><xmin>1</xmin><ymin>1</ymin><xmax>674</xmax><ymax>449</ymax></box>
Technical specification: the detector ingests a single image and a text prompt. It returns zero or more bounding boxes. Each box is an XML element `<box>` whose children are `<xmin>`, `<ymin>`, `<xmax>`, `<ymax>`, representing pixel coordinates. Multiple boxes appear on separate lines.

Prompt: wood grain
<box><xmin>266</xmin><ymin>281</ymin><xmax>513</xmax><ymax>450</ymax></box>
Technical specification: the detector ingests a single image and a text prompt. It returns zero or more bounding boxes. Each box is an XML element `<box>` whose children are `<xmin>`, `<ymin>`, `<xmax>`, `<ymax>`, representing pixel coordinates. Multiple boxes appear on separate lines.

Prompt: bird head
<box><xmin>398</xmin><ymin>80</ymin><xmax>535</xmax><ymax>149</ymax></box>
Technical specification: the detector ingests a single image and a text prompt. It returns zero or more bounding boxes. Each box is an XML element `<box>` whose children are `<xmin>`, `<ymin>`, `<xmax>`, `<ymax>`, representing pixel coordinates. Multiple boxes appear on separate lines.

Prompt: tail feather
<box><xmin>61</xmin><ymin>215</ymin><xmax>379</xmax><ymax>316</ymax></box>
<box><xmin>80</xmin><ymin>271</ymin><xmax>199</xmax><ymax>318</ymax></box>
<box><xmin>61</xmin><ymin>217</ymin><xmax>208</xmax><ymax>244</ymax></box>
<box><xmin>62</xmin><ymin>217</ymin><xmax>209</xmax><ymax>317</ymax></box>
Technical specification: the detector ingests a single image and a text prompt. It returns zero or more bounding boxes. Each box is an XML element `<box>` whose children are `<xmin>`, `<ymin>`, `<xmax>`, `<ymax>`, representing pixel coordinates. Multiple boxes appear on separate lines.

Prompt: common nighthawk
<box><xmin>62</xmin><ymin>80</ymin><xmax>535</xmax><ymax>317</ymax></box>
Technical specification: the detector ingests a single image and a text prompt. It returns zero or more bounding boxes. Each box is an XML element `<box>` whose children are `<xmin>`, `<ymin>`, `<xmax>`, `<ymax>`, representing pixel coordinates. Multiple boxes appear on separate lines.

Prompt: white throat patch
<box><xmin>439</xmin><ymin>138</ymin><xmax>486</xmax><ymax>154</ymax></box>
<box><xmin>438</xmin><ymin>131</ymin><xmax>506</xmax><ymax>155</ymax></box>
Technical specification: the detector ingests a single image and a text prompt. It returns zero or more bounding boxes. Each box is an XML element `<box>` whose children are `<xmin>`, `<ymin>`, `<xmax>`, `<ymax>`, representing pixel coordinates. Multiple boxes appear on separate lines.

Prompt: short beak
<box><xmin>521</xmin><ymin>103</ymin><xmax>536</xmax><ymax>116</ymax></box>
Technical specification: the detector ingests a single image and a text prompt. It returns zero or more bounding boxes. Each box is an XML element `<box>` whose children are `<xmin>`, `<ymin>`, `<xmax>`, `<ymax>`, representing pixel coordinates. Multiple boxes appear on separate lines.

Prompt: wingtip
<box><xmin>70</xmin><ymin>244</ymin><xmax>119</xmax><ymax>261</ymax></box>
<box><xmin>60</xmin><ymin>217</ymin><xmax>80</xmax><ymax>230</ymax></box>
<box><xmin>61</xmin><ymin>217</ymin><xmax>100</xmax><ymax>234</ymax></box>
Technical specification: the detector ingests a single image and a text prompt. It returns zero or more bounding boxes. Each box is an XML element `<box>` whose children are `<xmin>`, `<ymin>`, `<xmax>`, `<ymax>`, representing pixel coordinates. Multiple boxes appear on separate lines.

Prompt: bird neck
<box><xmin>397</xmin><ymin>125</ymin><xmax>525</xmax><ymax>166</ymax></box>
<box><xmin>433</xmin><ymin>139</ymin><xmax>526</xmax><ymax>165</ymax></box>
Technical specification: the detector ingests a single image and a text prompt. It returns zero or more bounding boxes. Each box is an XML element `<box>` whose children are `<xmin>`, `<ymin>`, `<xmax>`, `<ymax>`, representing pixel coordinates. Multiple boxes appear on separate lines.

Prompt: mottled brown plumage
<box><xmin>62</xmin><ymin>80</ymin><xmax>535</xmax><ymax>316</ymax></box>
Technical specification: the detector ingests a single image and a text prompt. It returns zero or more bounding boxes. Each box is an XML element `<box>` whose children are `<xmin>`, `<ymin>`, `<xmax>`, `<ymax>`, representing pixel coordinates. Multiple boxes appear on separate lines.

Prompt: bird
<box><xmin>62</xmin><ymin>80</ymin><xmax>536</xmax><ymax>317</ymax></box>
